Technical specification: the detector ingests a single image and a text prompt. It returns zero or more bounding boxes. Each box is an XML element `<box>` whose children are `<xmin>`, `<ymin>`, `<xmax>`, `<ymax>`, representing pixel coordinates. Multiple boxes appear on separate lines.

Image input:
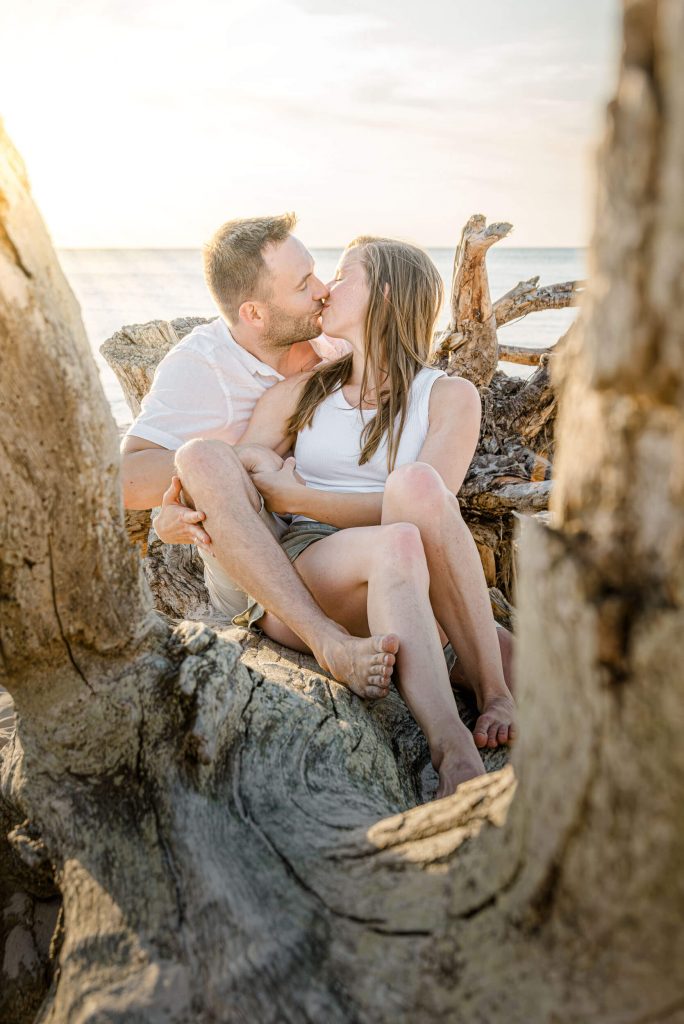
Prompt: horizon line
<box><xmin>57</xmin><ymin>244</ymin><xmax>588</xmax><ymax>252</ymax></box>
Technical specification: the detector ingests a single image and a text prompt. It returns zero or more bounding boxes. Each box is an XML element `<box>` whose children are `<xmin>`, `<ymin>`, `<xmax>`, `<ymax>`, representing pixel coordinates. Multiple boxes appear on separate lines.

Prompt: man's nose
<box><xmin>312</xmin><ymin>276</ymin><xmax>330</xmax><ymax>302</ymax></box>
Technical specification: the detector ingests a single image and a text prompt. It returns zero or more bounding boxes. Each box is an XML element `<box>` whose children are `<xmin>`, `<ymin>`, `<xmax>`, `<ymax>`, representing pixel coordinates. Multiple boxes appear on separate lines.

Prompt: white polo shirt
<box><xmin>125</xmin><ymin>317</ymin><xmax>349</xmax><ymax>450</ymax></box>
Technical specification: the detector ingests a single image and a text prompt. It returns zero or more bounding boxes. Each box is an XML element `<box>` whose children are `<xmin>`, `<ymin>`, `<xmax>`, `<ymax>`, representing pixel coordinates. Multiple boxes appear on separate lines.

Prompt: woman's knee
<box><xmin>376</xmin><ymin>522</ymin><xmax>429</xmax><ymax>579</ymax></box>
<box><xmin>384</xmin><ymin>462</ymin><xmax>451</xmax><ymax>516</ymax></box>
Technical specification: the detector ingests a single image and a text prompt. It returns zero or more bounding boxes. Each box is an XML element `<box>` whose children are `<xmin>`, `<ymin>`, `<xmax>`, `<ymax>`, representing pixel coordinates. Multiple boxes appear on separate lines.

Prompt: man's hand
<box><xmin>152</xmin><ymin>476</ymin><xmax>212</xmax><ymax>548</ymax></box>
<box><xmin>234</xmin><ymin>443</ymin><xmax>285</xmax><ymax>476</ymax></box>
<box><xmin>251</xmin><ymin>457</ymin><xmax>306</xmax><ymax>516</ymax></box>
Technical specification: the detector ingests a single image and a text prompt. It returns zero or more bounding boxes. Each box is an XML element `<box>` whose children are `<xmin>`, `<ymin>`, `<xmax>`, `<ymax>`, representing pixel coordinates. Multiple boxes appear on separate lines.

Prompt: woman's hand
<box><xmin>234</xmin><ymin>443</ymin><xmax>285</xmax><ymax>476</ymax></box>
<box><xmin>251</xmin><ymin>457</ymin><xmax>306</xmax><ymax>516</ymax></box>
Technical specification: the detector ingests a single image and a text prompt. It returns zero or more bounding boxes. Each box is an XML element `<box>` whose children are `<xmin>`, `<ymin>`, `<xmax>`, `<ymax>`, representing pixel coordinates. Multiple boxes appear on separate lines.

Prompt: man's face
<box><xmin>259</xmin><ymin>235</ymin><xmax>330</xmax><ymax>349</ymax></box>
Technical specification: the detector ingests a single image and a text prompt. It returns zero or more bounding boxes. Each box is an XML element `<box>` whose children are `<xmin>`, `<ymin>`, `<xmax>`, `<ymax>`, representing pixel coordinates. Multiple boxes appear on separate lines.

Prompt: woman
<box><xmin>238</xmin><ymin>236</ymin><xmax>515</xmax><ymax>797</ymax></box>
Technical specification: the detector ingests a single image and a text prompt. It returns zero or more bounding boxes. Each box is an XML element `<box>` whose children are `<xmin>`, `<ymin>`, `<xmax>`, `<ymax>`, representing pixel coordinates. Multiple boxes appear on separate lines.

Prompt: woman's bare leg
<box><xmin>448</xmin><ymin>625</ymin><xmax>516</xmax><ymax>697</ymax></box>
<box><xmin>382</xmin><ymin>462</ymin><xmax>516</xmax><ymax>750</ymax></box>
<box><xmin>260</xmin><ymin>524</ymin><xmax>485</xmax><ymax>797</ymax></box>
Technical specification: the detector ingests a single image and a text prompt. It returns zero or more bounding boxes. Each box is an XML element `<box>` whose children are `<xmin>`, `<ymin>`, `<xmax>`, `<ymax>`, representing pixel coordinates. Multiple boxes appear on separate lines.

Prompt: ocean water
<box><xmin>57</xmin><ymin>247</ymin><xmax>586</xmax><ymax>429</ymax></box>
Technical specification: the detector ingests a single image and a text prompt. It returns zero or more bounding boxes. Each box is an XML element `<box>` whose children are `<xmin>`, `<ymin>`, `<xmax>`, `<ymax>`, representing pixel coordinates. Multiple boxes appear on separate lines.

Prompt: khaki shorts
<box><xmin>198</xmin><ymin>497</ymin><xmax>289</xmax><ymax>620</ymax></box>
<box><xmin>232</xmin><ymin>519</ymin><xmax>339</xmax><ymax>632</ymax></box>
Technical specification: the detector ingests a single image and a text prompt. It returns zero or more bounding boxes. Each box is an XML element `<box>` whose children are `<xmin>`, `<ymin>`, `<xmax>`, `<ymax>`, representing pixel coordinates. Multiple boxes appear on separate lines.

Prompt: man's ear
<box><xmin>238</xmin><ymin>301</ymin><xmax>264</xmax><ymax>328</ymax></box>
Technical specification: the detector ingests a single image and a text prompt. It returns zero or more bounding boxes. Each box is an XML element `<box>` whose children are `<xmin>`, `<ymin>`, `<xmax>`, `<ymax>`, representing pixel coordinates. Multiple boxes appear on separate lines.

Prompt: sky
<box><xmin>0</xmin><ymin>0</ymin><xmax>620</xmax><ymax>248</ymax></box>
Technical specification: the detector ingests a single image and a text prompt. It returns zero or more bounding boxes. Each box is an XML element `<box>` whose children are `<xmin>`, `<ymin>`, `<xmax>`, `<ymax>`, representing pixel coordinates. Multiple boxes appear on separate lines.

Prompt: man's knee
<box><xmin>384</xmin><ymin>462</ymin><xmax>451</xmax><ymax>515</ymax></box>
<box><xmin>175</xmin><ymin>439</ymin><xmax>259</xmax><ymax>512</ymax></box>
<box><xmin>175</xmin><ymin>438</ymin><xmax>238</xmax><ymax>479</ymax></box>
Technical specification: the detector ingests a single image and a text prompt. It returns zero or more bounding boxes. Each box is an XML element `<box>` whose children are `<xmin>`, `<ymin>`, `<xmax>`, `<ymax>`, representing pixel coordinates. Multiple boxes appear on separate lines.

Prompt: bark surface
<box><xmin>2</xmin><ymin>2</ymin><xmax>684</xmax><ymax>1019</ymax></box>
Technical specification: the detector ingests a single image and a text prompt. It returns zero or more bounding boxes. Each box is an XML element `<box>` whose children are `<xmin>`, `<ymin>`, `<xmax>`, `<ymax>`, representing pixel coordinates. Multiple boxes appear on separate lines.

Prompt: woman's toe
<box><xmin>487</xmin><ymin>723</ymin><xmax>500</xmax><ymax>748</ymax></box>
<box><xmin>473</xmin><ymin>719</ymin><xmax>489</xmax><ymax>748</ymax></box>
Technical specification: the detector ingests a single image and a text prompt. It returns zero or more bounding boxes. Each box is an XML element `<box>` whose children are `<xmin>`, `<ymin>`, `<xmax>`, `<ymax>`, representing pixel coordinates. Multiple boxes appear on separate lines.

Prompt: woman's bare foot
<box><xmin>448</xmin><ymin>625</ymin><xmax>516</xmax><ymax>696</ymax></box>
<box><xmin>446</xmin><ymin>626</ymin><xmax>517</xmax><ymax>749</ymax></box>
<box><xmin>319</xmin><ymin>633</ymin><xmax>400</xmax><ymax>700</ymax></box>
<box><xmin>432</xmin><ymin>736</ymin><xmax>485</xmax><ymax>799</ymax></box>
<box><xmin>473</xmin><ymin>692</ymin><xmax>516</xmax><ymax>749</ymax></box>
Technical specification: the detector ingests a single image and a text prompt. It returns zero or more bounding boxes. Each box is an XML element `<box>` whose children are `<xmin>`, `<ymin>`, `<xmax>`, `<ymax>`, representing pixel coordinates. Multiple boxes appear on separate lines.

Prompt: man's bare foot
<box><xmin>432</xmin><ymin>737</ymin><xmax>485</xmax><ymax>799</ymax></box>
<box><xmin>473</xmin><ymin>692</ymin><xmax>516</xmax><ymax>749</ymax></box>
<box><xmin>319</xmin><ymin>633</ymin><xmax>400</xmax><ymax>700</ymax></box>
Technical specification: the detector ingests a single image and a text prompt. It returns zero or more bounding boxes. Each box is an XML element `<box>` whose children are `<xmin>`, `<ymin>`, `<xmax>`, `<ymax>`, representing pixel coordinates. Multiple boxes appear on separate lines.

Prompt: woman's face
<box><xmin>320</xmin><ymin>251</ymin><xmax>370</xmax><ymax>343</ymax></box>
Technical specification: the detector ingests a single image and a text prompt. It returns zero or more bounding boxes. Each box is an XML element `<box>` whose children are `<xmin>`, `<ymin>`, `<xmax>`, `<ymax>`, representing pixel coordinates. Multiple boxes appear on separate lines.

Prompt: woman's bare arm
<box><xmin>415</xmin><ymin>376</ymin><xmax>482</xmax><ymax>493</ymax></box>
<box><xmin>238</xmin><ymin>373</ymin><xmax>308</xmax><ymax>455</ymax></box>
<box><xmin>254</xmin><ymin>375</ymin><xmax>480</xmax><ymax>526</ymax></box>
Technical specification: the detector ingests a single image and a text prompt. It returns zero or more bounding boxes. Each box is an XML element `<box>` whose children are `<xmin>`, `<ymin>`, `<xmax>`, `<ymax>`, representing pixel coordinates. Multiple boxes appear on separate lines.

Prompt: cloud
<box><xmin>0</xmin><ymin>0</ymin><xmax>618</xmax><ymax>246</ymax></box>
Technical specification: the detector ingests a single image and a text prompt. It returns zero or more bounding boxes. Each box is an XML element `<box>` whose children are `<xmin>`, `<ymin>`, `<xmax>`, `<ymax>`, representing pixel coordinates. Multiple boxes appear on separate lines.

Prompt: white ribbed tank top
<box><xmin>293</xmin><ymin>366</ymin><xmax>446</xmax><ymax>522</ymax></box>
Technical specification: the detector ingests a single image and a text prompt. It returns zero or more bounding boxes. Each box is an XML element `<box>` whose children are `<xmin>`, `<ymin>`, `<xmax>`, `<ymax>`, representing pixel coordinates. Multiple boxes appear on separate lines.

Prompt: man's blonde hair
<box><xmin>203</xmin><ymin>213</ymin><xmax>297</xmax><ymax>324</ymax></box>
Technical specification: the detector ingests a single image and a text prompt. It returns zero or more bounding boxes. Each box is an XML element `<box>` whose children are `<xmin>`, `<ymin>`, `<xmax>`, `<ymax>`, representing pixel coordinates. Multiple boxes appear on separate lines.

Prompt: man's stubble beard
<box><xmin>262</xmin><ymin>303</ymin><xmax>322</xmax><ymax>350</ymax></box>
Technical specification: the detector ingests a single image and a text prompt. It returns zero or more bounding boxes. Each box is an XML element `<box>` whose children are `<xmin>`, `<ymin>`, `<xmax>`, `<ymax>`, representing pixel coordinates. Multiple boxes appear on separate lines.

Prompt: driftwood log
<box><xmin>2</xmin><ymin>1</ymin><xmax>684</xmax><ymax>1020</ymax></box>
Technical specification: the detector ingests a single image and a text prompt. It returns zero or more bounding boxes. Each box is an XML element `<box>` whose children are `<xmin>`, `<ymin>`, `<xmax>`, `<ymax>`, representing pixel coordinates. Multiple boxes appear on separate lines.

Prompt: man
<box><xmin>121</xmin><ymin>213</ymin><xmax>399</xmax><ymax>698</ymax></box>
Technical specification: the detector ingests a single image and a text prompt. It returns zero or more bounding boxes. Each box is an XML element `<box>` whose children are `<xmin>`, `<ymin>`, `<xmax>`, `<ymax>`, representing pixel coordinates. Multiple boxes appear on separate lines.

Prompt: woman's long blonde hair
<box><xmin>286</xmin><ymin>237</ymin><xmax>443</xmax><ymax>471</ymax></box>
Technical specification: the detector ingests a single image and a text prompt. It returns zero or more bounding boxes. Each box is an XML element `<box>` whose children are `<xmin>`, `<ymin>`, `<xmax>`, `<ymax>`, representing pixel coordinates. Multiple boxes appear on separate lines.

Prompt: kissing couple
<box><xmin>121</xmin><ymin>213</ymin><xmax>516</xmax><ymax>798</ymax></box>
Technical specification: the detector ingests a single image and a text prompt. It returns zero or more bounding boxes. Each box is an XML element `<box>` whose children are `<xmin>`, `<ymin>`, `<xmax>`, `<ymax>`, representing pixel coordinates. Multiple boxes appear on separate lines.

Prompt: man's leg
<box><xmin>381</xmin><ymin>462</ymin><xmax>516</xmax><ymax>750</ymax></box>
<box><xmin>174</xmin><ymin>439</ymin><xmax>399</xmax><ymax>690</ymax></box>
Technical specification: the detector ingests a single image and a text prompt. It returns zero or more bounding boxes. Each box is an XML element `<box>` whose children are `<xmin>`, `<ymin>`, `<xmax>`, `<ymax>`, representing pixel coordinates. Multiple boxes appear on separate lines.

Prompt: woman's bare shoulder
<box><xmin>429</xmin><ymin>374</ymin><xmax>481</xmax><ymax>423</ymax></box>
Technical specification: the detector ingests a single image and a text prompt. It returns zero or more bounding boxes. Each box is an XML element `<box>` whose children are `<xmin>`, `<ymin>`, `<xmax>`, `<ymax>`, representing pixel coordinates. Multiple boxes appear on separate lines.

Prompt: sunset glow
<box><xmin>0</xmin><ymin>0</ymin><xmax>619</xmax><ymax>247</ymax></box>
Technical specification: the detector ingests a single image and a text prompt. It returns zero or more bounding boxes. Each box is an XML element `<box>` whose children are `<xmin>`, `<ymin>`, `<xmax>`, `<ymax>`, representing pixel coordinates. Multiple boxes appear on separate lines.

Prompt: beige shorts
<box><xmin>232</xmin><ymin>519</ymin><xmax>340</xmax><ymax>632</ymax></box>
<box><xmin>197</xmin><ymin>497</ymin><xmax>289</xmax><ymax>619</ymax></box>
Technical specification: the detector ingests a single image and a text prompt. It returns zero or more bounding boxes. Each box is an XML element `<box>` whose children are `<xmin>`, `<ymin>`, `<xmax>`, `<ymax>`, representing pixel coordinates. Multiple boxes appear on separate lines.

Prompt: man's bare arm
<box><xmin>121</xmin><ymin>436</ymin><xmax>213</xmax><ymax>545</ymax></box>
<box><xmin>120</xmin><ymin>435</ymin><xmax>177</xmax><ymax>510</ymax></box>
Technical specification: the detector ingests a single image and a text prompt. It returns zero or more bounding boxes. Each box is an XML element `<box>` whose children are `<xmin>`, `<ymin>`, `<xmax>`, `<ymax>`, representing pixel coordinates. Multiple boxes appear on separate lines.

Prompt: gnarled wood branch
<box><xmin>493</xmin><ymin>276</ymin><xmax>584</xmax><ymax>328</ymax></box>
<box><xmin>498</xmin><ymin>343</ymin><xmax>551</xmax><ymax>365</ymax></box>
<box><xmin>436</xmin><ymin>214</ymin><xmax>512</xmax><ymax>387</ymax></box>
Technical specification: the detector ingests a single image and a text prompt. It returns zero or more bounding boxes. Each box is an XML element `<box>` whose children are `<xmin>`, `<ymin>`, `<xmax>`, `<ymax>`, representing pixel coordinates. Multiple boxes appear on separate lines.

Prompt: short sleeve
<box><xmin>125</xmin><ymin>347</ymin><xmax>231</xmax><ymax>450</ymax></box>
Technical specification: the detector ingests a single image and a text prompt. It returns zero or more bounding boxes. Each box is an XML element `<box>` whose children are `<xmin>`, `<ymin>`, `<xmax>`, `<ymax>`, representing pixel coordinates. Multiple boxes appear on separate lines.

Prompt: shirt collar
<box><xmin>219</xmin><ymin>319</ymin><xmax>285</xmax><ymax>381</ymax></box>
